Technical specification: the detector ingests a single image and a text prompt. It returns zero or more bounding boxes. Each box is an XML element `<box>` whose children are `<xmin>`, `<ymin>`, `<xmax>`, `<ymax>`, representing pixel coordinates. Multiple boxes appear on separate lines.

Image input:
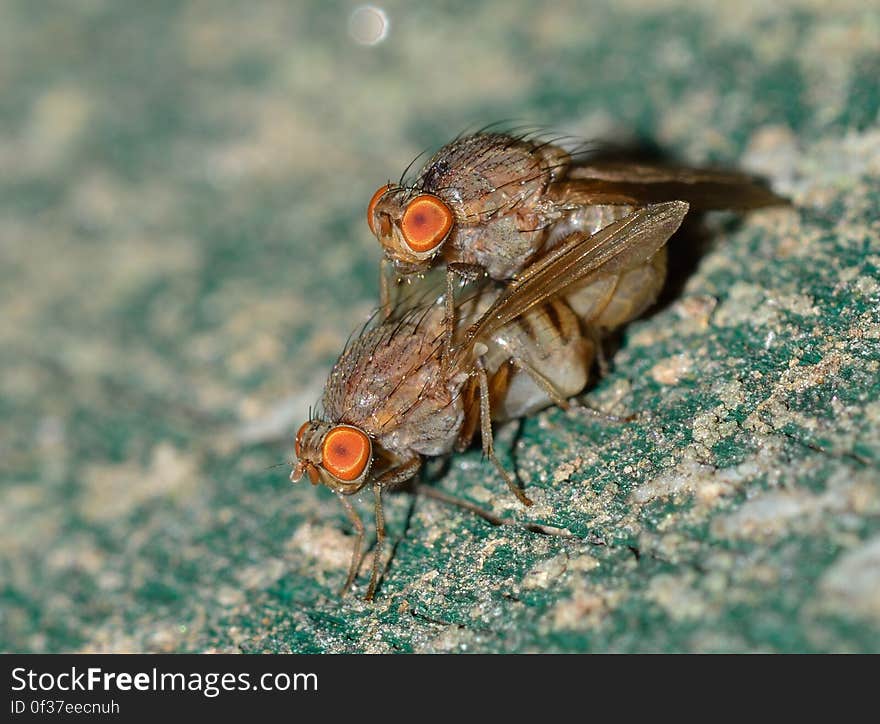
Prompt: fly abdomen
<box><xmin>563</xmin><ymin>245</ymin><xmax>667</xmax><ymax>330</ymax></box>
<box><xmin>544</xmin><ymin>204</ymin><xmax>636</xmax><ymax>250</ymax></box>
<box><xmin>481</xmin><ymin>296</ymin><xmax>593</xmax><ymax>420</ymax></box>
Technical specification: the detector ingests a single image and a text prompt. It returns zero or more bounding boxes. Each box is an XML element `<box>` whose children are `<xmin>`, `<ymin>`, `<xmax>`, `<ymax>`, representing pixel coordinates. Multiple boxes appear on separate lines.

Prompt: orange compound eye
<box><xmin>367</xmin><ymin>184</ymin><xmax>393</xmax><ymax>235</ymax></box>
<box><xmin>294</xmin><ymin>422</ymin><xmax>310</xmax><ymax>458</ymax></box>
<box><xmin>321</xmin><ymin>426</ymin><xmax>372</xmax><ymax>482</ymax></box>
<box><xmin>401</xmin><ymin>194</ymin><xmax>453</xmax><ymax>254</ymax></box>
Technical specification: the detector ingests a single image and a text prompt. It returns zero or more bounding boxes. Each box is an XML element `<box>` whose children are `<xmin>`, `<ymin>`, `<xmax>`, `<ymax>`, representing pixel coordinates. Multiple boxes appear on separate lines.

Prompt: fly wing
<box><xmin>452</xmin><ymin>201</ymin><xmax>689</xmax><ymax>367</ymax></box>
<box><xmin>382</xmin><ymin>264</ymin><xmax>449</xmax><ymax>320</ymax></box>
<box><xmin>551</xmin><ymin>162</ymin><xmax>784</xmax><ymax>210</ymax></box>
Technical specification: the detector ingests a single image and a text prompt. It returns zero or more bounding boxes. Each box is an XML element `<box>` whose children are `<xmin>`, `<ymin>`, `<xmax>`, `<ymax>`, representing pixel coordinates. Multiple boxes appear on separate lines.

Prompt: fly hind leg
<box><xmin>513</xmin><ymin>346</ymin><xmax>633</xmax><ymax>424</ymax></box>
<box><xmin>509</xmin><ymin>356</ymin><xmax>574</xmax><ymax>411</ymax></box>
<box><xmin>586</xmin><ymin>326</ymin><xmax>611</xmax><ymax>378</ymax></box>
<box><xmin>415</xmin><ymin>483</ymin><xmax>574</xmax><ymax>537</ymax></box>
<box><xmin>476</xmin><ymin>358</ymin><xmax>533</xmax><ymax>507</ymax></box>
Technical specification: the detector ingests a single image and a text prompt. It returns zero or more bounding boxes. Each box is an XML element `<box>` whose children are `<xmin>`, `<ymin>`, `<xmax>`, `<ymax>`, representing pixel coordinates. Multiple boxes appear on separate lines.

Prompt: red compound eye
<box><xmin>321</xmin><ymin>426</ymin><xmax>371</xmax><ymax>482</ymax></box>
<box><xmin>367</xmin><ymin>184</ymin><xmax>393</xmax><ymax>235</ymax></box>
<box><xmin>401</xmin><ymin>194</ymin><xmax>453</xmax><ymax>253</ymax></box>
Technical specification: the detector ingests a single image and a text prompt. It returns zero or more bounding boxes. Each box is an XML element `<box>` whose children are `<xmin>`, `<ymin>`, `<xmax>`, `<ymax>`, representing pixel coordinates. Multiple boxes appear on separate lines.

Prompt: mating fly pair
<box><xmin>291</xmin><ymin>130</ymin><xmax>779</xmax><ymax>600</ymax></box>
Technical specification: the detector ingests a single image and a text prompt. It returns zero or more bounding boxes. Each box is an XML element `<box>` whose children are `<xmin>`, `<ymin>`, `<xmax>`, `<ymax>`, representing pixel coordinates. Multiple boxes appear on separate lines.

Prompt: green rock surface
<box><xmin>2</xmin><ymin>0</ymin><xmax>879</xmax><ymax>653</ymax></box>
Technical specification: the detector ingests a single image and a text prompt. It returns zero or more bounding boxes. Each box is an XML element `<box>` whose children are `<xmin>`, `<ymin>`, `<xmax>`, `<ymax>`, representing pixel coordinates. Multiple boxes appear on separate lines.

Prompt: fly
<box><xmin>367</xmin><ymin>130</ymin><xmax>781</xmax><ymax>355</ymax></box>
<box><xmin>291</xmin><ymin>201</ymin><xmax>689</xmax><ymax>600</ymax></box>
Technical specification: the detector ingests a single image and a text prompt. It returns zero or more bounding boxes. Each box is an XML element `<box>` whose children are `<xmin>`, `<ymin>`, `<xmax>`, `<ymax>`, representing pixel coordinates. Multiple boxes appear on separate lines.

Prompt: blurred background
<box><xmin>1</xmin><ymin>1</ymin><xmax>878</xmax><ymax>652</ymax></box>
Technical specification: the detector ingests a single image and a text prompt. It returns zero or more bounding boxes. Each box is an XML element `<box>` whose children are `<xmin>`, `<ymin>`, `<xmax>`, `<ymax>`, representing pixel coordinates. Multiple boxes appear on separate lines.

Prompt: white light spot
<box><xmin>348</xmin><ymin>6</ymin><xmax>390</xmax><ymax>46</ymax></box>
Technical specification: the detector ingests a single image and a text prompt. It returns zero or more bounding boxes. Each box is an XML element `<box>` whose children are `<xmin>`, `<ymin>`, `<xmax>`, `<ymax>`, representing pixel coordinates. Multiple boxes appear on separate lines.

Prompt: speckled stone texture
<box><xmin>1</xmin><ymin>1</ymin><xmax>878</xmax><ymax>652</ymax></box>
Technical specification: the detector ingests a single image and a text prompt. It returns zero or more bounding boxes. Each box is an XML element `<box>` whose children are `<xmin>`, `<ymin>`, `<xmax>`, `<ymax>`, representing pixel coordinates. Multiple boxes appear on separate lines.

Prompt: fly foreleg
<box><xmin>337</xmin><ymin>493</ymin><xmax>365</xmax><ymax>597</ymax></box>
<box><xmin>365</xmin><ymin>456</ymin><xmax>422</xmax><ymax>601</ymax></box>
<box><xmin>379</xmin><ymin>258</ymin><xmax>393</xmax><ymax>319</ymax></box>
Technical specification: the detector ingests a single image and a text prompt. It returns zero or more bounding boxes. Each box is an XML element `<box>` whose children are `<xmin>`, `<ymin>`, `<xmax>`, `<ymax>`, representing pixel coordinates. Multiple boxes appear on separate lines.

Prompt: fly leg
<box><xmin>415</xmin><ymin>483</ymin><xmax>571</xmax><ymax>536</ymax></box>
<box><xmin>416</xmin><ymin>483</ymin><xmax>507</xmax><ymax>525</ymax></box>
<box><xmin>509</xmin><ymin>356</ymin><xmax>573</xmax><ymax>411</ymax></box>
<box><xmin>365</xmin><ymin>456</ymin><xmax>422</xmax><ymax>601</ymax></box>
<box><xmin>455</xmin><ymin>375</ymin><xmax>482</xmax><ymax>453</ymax></box>
<box><xmin>379</xmin><ymin>258</ymin><xmax>393</xmax><ymax>319</ymax></box>
<box><xmin>442</xmin><ymin>266</ymin><xmax>456</xmax><ymax>366</ymax></box>
<box><xmin>367</xmin><ymin>482</ymin><xmax>385</xmax><ymax>602</ymax></box>
<box><xmin>513</xmin><ymin>350</ymin><xmax>634</xmax><ymax>424</ymax></box>
<box><xmin>578</xmin><ymin>405</ymin><xmax>636</xmax><ymax>424</ymax></box>
<box><xmin>441</xmin><ymin>263</ymin><xmax>485</xmax><ymax>373</ymax></box>
<box><xmin>337</xmin><ymin>494</ymin><xmax>365</xmax><ymax>597</ymax></box>
<box><xmin>512</xmin><ymin>350</ymin><xmax>633</xmax><ymax>424</ymax></box>
<box><xmin>476</xmin><ymin>358</ymin><xmax>533</xmax><ymax>507</ymax></box>
<box><xmin>586</xmin><ymin>326</ymin><xmax>611</xmax><ymax>377</ymax></box>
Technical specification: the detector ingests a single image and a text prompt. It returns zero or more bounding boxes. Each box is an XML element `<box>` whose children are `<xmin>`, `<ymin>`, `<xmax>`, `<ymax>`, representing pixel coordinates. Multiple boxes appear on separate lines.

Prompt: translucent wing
<box><xmin>381</xmin><ymin>263</ymin><xmax>449</xmax><ymax>319</ymax></box>
<box><xmin>551</xmin><ymin>163</ymin><xmax>784</xmax><ymax>211</ymax></box>
<box><xmin>452</xmin><ymin>201</ymin><xmax>689</xmax><ymax>367</ymax></box>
